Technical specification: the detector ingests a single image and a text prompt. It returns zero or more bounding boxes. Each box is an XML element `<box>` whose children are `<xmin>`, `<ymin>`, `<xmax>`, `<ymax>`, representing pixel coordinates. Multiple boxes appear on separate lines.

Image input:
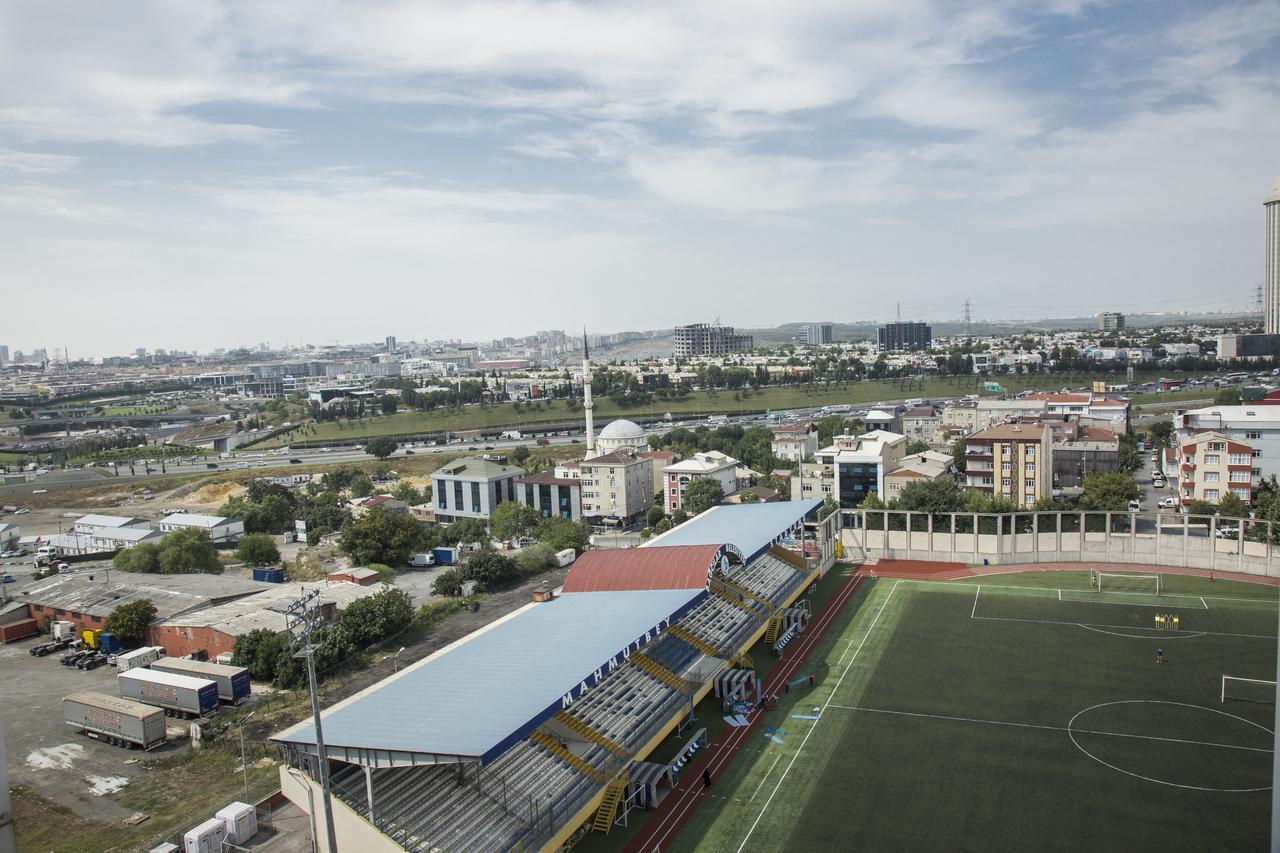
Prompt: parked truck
<box><xmin>115</xmin><ymin>646</ymin><xmax>163</xmax><ymax>671</ymax></box>
<box><xmin>431</xmin><ymin>546</ymin><xmax>459</xmax><ymax>566</ymax></box>
<box><xmin>63</xmin><ymin>691</ymin><xmax>167</xmax><ymax>749</ymax></box>
<box><xmin>119</xmin><ymin>668</ymin><xmax>218</xmax><ymax>718</ymax></box>
<box><xmin>0</xmin><ymin>618</ymin><xmax>38</xmax><ymax>644</ymax></box>
<box><xmin>151</xmin><ymin>657</ymin><xmax>251</xmax><ymax>705</ymax></box>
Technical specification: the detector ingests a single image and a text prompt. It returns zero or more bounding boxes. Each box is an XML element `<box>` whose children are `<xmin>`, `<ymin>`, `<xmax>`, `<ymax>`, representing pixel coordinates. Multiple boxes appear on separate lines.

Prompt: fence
<box><xmin>843</xmin><ymin>509</ymin><xmax>1278</xmax><ymax>577</ymax></box>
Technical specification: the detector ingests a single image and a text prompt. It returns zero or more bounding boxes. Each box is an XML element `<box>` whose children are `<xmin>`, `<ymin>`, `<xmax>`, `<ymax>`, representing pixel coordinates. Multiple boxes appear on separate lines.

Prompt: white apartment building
<box><xmin>814</xmin><ymin>430</ymin><xmax>908</xmax><ymax>514</ymax></box>
<box><xmin>580</xmin><ymin>449</ymin><xmax>654</xmax><ymax>527</ymax></box>
<box><xmin>662</xmin><ymin>451</ymin><xmax>742</xmax><ymax>514</ymax></box>
<box><xmin>1176</xmin><ymin>405</ymin><xmax>1280</xmax><ymax>485</ymax></box>
<box><xmin>770</xmin><ymin>423</ymin><xmax>818</xmax><ymax>462</ymax></box>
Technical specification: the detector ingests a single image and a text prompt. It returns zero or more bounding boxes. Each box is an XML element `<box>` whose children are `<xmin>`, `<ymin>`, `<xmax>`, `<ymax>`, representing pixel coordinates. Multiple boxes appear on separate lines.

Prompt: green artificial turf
<box><xmin>669</xmin><ymin>572</ymin><xmax>1276</xmax><ymax>853</ymax></box>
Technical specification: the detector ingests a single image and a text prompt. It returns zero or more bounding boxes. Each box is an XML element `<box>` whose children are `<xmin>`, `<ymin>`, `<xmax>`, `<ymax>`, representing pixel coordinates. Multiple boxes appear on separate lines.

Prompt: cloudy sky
<box><xmin>2</xmin><ymin>0</ymin><xmax>1278</xmax><ymax>357</ymax></box>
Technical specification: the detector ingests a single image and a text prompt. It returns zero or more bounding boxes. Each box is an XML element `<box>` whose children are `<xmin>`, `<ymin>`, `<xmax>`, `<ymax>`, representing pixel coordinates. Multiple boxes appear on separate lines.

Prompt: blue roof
<box><xmin>275</xmin><ymin>589</ymin><xmax>703</xmax><ymax>765</ymax></box>
<box><xmin>644</xmin><ymin>500</ymin><xmax>822</xmax><ymax>562</ymax></box>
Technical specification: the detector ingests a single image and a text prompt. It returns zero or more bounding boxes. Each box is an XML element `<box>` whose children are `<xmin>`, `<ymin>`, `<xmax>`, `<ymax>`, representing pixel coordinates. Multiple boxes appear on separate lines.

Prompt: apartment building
<box><xmin>1176</xmin><ymin>405</ymin><xmax>1280</xmax><ymax>484</ymax></box>
<box><xmin>1176</xmin><ymin>432</ymin><xmax>1254</xmax><ymax>506</ymax></box>
<box><xmin>672</xmin><ymin>323</ymin><xmax>754</xmax><ymax>357</ymax></box>
<box><xmin>901</xmin><ymin>406</ymin><xmax>942</xmax><ymax>445</ymax></box>
<box><xmin>580</xmin><ymin>449</ymin><xmax>654</xmax><ymax>527</ymax></box>
<box><xmin>815</xmin><ymin>430</ymin><xmax>908</xmax><ymax>512</ymax></box>
<box><xmin>662</xmin><ymin>451</ymin><xmax>742</xmax><ymax>514</ymax></box>
<box><xmin>963</xmin><ymin>423</ymin><xmax>1053</xmax><ymax>507</ymax></box>
<box><xmin>770</xmin><ymin>422</ymin><xmax>818</xmax><ymax>462</ymax></box>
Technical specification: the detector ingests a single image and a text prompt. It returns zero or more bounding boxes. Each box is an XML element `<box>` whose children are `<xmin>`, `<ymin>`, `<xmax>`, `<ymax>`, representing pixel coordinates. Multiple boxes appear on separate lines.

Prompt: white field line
<box><xmin>734</xmin><ymin>580</ymin><xmax>901</xmax><ymax>853</ymax></box>
<box><xmin>932</xmin><ymin>578</ymin><xmax>1276</xmax><ymax>606</ymax></box>
<box><xmin>747</xmin><ymin>754</ymin><xmax>782</xmax><ymax>802</ymax></box>
<box><xmin>970</xmin><ymin>613</ymin><xmax>1274</xmax><ymax>641</ymax></box>
<box><xmin>972</xmin><ymin>584</ymin><xmax>981</xmax><ymax>618</ymax></box>
<box><xmin>824</xmin><ymin>705</ymin><xmax>1273</xmax><ymax>754</ymax></box>
<box><xmin>1201</xmin><ymin>596</ymin><xmax>1208</xmax><ymax>609</ymax></box>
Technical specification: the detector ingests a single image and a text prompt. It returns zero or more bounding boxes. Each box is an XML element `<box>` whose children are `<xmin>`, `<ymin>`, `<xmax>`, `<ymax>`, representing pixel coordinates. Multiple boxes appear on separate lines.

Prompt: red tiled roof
<box><xmin>562</xmin><ymin>544</ymin><xmax>724</xmax><ymax>593</ymax></box>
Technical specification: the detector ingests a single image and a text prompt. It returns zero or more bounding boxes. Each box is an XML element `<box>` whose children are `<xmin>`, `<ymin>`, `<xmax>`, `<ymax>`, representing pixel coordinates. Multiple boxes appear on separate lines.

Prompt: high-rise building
<box><xmin>135</xmin><ymin>348</ymin><xmax>146</xmax><ymax>359</ymax></box>
<box><xmin>797</xmin><ymin>323</ymin><xmax>835</xmax><ymax>345</ymax></box>
<box><xmin>672</xmin><ymin>323</ymin><xmax>754</xmax><ymax>357</ymax></box>
<box><xmin>1266</xmin><ymin>178</ymin><xmax>1280</xmax><ymax>335</ymax></box>
<box><xmin>1097</xmin><ymin>312</ymin><xmax>1125</xmax><ymax>332</ymax></box>
<box><xmin>877</xmin><ymin>322</ymin><xmax>932</xmax><ymax>352</ymax></box>
<box><xmin>0</xmin><ymin>345</ymin><xmax>7</xmax><ymax>366</ymax></box>
<box><xmin>385</xmin><ymin>336</ymin><xmax>397</xmax><ymax>352</ymax></box>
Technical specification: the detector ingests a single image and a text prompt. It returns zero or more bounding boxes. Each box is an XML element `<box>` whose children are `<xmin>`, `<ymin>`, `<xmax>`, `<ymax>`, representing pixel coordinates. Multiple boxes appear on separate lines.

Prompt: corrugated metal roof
<box><xmin>18</xmin><ymin>573</ymin><xmax>269</xmax><ymax>619</ymax></box>
<box><xmin>643</xmin><ymin>500</ymin><xmax>821</xmax><ymax>562</ymax></box>
<box><xmin>275</xmin><ymin>589</ymin><xmax>702</xmax><ymax>764</ymax></box>
<box><xmin>562</xmin><ymin>545</ymin><xmax>725</xmax><ymax>592</ymax></box>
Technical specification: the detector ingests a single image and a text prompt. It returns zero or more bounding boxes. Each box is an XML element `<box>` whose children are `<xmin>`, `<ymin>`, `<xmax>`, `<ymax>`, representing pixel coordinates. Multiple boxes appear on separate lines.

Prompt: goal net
<box><xmin>1090</xmin><ymin>570</ymin><xmax>1160</xmax><ymax>595</ymax></box>
<box><xmin>1221</xmin><ymin>675</ymin><xmax>1278</xmax><ymax>704</ymax></box>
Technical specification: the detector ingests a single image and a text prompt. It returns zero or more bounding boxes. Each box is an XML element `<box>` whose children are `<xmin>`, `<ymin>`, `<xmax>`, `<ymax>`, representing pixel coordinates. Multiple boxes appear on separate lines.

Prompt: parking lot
<box><xmin>0</xmin><ymin>633</ymin><xmax>192</xmax><ymax>820</ymax></box>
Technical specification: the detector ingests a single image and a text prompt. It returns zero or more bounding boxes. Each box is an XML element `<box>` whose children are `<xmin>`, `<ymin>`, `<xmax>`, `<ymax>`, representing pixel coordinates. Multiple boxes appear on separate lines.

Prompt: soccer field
<box><xmin>669</xmin><ymin>571</ymin><xmax>1278</xmax><ymax>853</ymax></box>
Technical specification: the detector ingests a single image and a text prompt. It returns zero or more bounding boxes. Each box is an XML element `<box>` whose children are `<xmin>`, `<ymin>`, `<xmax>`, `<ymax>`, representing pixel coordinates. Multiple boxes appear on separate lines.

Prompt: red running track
<box><xmin>623</xmin><ymin>568</ymin><xmax>868</xmax><ymax>853</ymax></box>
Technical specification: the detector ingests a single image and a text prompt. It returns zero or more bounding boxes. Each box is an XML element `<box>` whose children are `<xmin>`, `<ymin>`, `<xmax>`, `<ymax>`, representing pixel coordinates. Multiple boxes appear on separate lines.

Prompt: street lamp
<box><xmin>236</xmin><ymin>711</ymin><xmax>256</xmax><ymax>801</ymax></box>
<box><xmin>393</xmin><ymin>646</ymin><xmax>406</xmax><ymax>673</ymax></box>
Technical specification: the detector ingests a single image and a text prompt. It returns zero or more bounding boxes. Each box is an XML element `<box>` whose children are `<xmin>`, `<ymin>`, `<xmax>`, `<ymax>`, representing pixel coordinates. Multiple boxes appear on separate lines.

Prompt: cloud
<box><xmin>0</xmin><ymin>148</ymin><xmax>79</xmax><ymax>174</ymax></box>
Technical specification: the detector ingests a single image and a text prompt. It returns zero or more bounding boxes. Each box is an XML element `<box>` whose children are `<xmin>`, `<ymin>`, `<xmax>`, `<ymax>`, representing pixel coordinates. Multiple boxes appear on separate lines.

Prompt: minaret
<box><xmin>582</xmin><ymin>328</ymin><xmax>595</xmax><ymax>457</ymax></box>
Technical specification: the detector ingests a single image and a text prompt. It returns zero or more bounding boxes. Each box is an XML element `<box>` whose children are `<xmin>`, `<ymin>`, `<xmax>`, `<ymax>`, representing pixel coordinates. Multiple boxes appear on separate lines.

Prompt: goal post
<box><xmin>1090</xmin><ymin>570</ymin><xmax>1160</xmax><ymax>595</ymax></box>
<box><xmin>1221</xmin><ymin>675</ymin><xmax>1278</xmax><ymax>704</ymax></box>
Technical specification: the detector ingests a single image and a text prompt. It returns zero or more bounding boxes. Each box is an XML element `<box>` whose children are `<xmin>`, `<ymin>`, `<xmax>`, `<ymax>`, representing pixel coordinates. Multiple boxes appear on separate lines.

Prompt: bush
<box><xmin>515</xmin><ymin>543</ymin><xmax>556</xmax><ymax>575</ymax></box>
<box><xmin>113</xmin><ymin>542</ymin><xmax>161</xmax><ymax>573</ymax></box>
<box><xmin>339</xmin><ymin>507</ymin><xmax>429</xmax><ymax>566</ymax></box>
<box><xmin>432</xmin><ymin>567</ymin><xmax>465</xmax><ymax>597</ymax></box>
<box><xmin>157</xmin><ymin>528</ymin><xmax>222</xmax><ymax>574</ymax></box>
<box><xmin>235</xmin><ymin>533</ymin><xmax>280</xmax><ymax>566</ymax></box>
<box><xmin>106</xmin><ymin>598</ymin><xmax>157</xmax><ymax>647</ymax></box>
<box><xmin>460</xmin><ymin>552</ymin><xmax>520</xmax><ymax>591</ymax></box>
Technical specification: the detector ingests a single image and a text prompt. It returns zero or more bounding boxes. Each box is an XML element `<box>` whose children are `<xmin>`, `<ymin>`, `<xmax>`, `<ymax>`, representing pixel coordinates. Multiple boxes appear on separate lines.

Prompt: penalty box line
<box><xmin>825</xmin><ymin>704</ymin><xmax>1273</xmax><ymax>754</ymax></box>
<box><xmin>969</xmin><ymin>611</ymin><xmax>1275</xmax><ymax>641</ymax></box>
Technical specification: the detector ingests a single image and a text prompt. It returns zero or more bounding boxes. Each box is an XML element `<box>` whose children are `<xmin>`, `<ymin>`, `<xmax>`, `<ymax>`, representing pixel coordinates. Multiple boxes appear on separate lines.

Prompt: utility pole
<box><xmin>285</xmin><ymin>589</ymin><xmax>339</xmax><ymax>853</ymax></box>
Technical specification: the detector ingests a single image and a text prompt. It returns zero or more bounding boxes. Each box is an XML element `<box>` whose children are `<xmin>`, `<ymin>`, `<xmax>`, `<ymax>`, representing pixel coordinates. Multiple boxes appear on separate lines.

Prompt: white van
<box><xmin>407</xmin><ymin>553</ymin><xmax>435</xmax><ymax>569</ymax></box>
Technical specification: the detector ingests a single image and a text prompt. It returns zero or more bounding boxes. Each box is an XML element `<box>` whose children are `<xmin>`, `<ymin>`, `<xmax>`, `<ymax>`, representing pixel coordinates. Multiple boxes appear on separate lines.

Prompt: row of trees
<box><xmin>231</xmin><ymin>588</ymin><xmax>414</xmax><ymax>688</ymax></box>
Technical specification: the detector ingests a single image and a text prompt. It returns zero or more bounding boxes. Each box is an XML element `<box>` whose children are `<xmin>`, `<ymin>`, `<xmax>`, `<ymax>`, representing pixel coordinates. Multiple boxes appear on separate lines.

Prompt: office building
<box><xmin>964</xmin><ymin>423</ymin><xmax>1052</xmax><ymax>507</ymax></box>
<box><xmin>1097</xmin><ymin>312</ymin><xmax>1126</xmax><ymax>332</ymax></box>
<box><xmin>797</xmin><ymin>323</ymin><xmax>834</xmax><ymax>346</ymax></box>
<box><xmin>877</xmin><ymin>322</ymin><xmax>931</xmax><ymax>352</ymax></box>
<box><xmin>1267</xmin><ymin>178</ymin><xmax>1280</xmax><ymax>335</ymax></box>
<box><xmin>811</xmin><ymin>430</ymin><xmax>908</xmax><ymax>514</ymax></box>
<box><xmin>0</xmin><ymin>345</ymin><xmax>7</xmax><ymax>366</ymax></box>
<box><xmin>673</xmin><ymin>323</ymin><xmax>754</xmax><ymax>357</ymax></box>
<box><xmin>385</xmin><ymin>336</ymin><xmax>397</xmax><ymax>352</ymax></box>
<box><xmin>432</xmin><ymin>457</ymin><xmax>524</xmax><ymax>523</ymax></box>
<box><xmin>515</xmin><ymin>468</ymin><xmax>583</xmax><ymax>522</ymax></box>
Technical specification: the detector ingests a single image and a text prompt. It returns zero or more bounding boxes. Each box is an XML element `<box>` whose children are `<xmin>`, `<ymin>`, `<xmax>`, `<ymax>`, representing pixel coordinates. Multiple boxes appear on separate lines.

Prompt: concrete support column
<box><xmin>365</xmin><ymin>765</ymin><xmax>375</xmax><ymax>823</ymax></box>
<box><xmin>973</xmin><ymin>513</ymin><xmax>979</xmax><ymax>564</ymax></box>
<box><xmin>1033</xmin><ymin>513</ymin><xmax>1039</xmax><ymax>563</ymax></box>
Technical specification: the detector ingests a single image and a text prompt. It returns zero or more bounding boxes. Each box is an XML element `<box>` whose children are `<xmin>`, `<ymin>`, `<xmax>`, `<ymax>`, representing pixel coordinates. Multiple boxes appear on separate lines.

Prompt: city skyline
<box><xmin>1</xmin><ymin>1</ymin><xmax>1277</xmax><ymax>356</ymax></box>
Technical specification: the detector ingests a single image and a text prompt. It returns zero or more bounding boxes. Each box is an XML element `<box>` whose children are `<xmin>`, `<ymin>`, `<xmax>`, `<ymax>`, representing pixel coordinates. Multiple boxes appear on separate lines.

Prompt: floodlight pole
<box><xmin>1272</xmin><ymin>599</ymin><xmax>1280</xmax><ymax>852</ymax></box>
<box><xmin>287</xmin><ymin>589</ymin><xmax>339</xmax><ymax>853</ymax></box>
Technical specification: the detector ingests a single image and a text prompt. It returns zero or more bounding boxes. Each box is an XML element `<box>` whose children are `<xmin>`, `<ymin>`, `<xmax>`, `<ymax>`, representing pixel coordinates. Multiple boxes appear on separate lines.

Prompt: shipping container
<box><xmin>151</xmin><ymin>657</ymin><xmax>251</xmax><ymax>704</ymax></box>
<box><xmin>183</xmin><ymin>818</ymin><xmax>227</xmax><ymax>853</ymax></box>
<box><xmin>431</xmin><ymin>546</ymin><xmax>459</xmax><ymax>565</ymax></box>
<box><xmin>251</xmin><ymin>567</ymin><xmax>284</xmax><ymax>583</ymax></box>
<box><xmin>63</xmin><ymin>691</ymin><xmax>167</xmax><ymax>749</ymax></box>
<box><xmin>216</xmin><ymin>802</ymin><xmax>258</xmax><ymax>844</ymax></box>
<box><xmin>116</xmin><ymin>646</ymin><xmax>163</xmax><ymax>671</ymax></box>
<box><xmin>119</xmin><ymin>668</ymin><xmax>218</xmax><ymax>717</ymax></box>
<box><xmin>0</xmin><ymin>618</ymin><xmax>38</xmax><ymax>643</ymax></box>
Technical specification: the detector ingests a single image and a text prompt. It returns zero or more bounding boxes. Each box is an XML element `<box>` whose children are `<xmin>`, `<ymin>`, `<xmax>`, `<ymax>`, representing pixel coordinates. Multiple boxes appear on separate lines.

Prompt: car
<box><xmin>1159</xmin><ymin>497</ymin><xmax>1178</xmax><ymax>509</ymax></box>
<box><xmin>56</xmin><ymin>562</ymin><xmax>72</xmax><ymax>573</ymax></box>
<box><xmin>1127</xmin><ymin>499</ymin><xmax>1142</xmax><ymax>511</ymax></box>
<box><xmin>289</xmin><ymin>458</ymin><xmax>303</xmax><ymax>464</ymax></box>
<box><xmin>13</xmin><ymin>508</ymin><xmax>29</xmax><ymax>514</ymax></box>
<box><xmin>32</xmin><ymin>488</ymin><xmax>47</xmax><ymax>494</ymax></box>
<box><xmin>468</xmin><ymin>446</ymin><xmax>478</xmax><ymax>451</ymax></box>
<box><xmin>1150</xmin><ymin>471</ymin><xmax>1162</xmax><ymax>479</ymax></box>
<box><xmin>206</xmin><ymin>462</ymin><xmax>219</xmax><ymax>469</ymax></box>
<box><xmin>0</xmin><ymin>550</ymin><xmax>18</xmax><ymax>558</ymax></box>
<box><xmin>1216</xmin><ymin>526</ymin><xmax>1241</xmax><ymax>538</ymax></box>
<box><xmin>0</xmin><ymin>574</ymin><xmax>14</xmax><ymax>584</ymax></box>
<box><xmin>483</xmin><ymin>445</ymin><xmax>494</xmax><ymax>450</ymax></box>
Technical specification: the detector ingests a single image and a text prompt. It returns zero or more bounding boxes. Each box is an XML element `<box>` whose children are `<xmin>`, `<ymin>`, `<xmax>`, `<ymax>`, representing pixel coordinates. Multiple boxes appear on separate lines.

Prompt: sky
<box><xmin>2</xmin><ymin>0</ymin><xmax>1278</xmax><ymax>358</ymax></box>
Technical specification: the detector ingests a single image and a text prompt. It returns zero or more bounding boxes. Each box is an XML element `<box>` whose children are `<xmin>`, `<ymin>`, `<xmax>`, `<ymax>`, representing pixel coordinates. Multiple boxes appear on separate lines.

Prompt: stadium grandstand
<box><xmin>273</xmin><ymin>499</ymin><xmax>840</xmax><ymax>852</ymax></box>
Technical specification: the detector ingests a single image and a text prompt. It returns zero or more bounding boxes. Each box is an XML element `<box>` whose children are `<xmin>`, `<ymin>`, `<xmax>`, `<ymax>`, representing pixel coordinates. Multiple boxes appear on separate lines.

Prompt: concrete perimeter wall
<box><xmin>842</xmin><ymin>510</ymin><xmax>1278</xmax><ymax>579</ymax></box>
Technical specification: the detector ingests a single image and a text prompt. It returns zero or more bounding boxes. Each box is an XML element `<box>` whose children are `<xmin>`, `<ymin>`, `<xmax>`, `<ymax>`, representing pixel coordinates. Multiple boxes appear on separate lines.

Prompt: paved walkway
<box><xmin>623</xmin><ymin>567</ymin><xmax>867</xmax><ymax>853</ymax></box>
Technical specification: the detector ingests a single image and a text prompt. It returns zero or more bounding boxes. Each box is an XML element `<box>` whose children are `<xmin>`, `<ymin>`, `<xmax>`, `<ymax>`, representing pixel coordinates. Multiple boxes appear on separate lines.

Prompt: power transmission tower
<box><xmin>963</xmin><ymin>299</ymin><xmax>972</xmax><ymax>337</ymax></box>
<box><xmin>286</xmin><ymin>589</ymin><xmax>339</xmax><ymax>853</ymax></box>
<box><xmin>1255</xmin><ymin>283</ymin><xmax>1265</xmax><ymax>315</ymax></box>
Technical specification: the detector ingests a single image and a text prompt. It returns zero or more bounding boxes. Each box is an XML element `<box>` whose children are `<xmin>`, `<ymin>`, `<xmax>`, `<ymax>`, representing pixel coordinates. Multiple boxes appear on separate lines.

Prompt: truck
<box><xmin>407</xmin><ymin>552</ymin><xmax>435</xmax><ymax>569</ymax></box>
<box><xmin>0</xmin><ymin>618</ymin><xmax>38</xmax><ymax>644</ymax></box>
<box><xmin>119</xmin><ymin>668</ymin><xmax>219</xmax><ymax>718</ymax></box>
<box><xmin>116</xmin><ymin>646</ymin><xmax>163</xmax><ymax>671</ymax></box>
<box><xmin>500</xmin><ymin>430</ymin><xmax>523</xmax><ymax>441</ymax></box>
<box><xmin>431</xmin><ymin>546</ymin><xmax>459</xmax><ymax>566</ymax></box>
<box><xmin>151</xmin><ymin>657</ymin><xmax>251</xmax><ymax>705</ymax></box>
<box><xmin>63</xmin><ymin>691</ymin><xmax>167</xmax><ymax>749</ymax></box>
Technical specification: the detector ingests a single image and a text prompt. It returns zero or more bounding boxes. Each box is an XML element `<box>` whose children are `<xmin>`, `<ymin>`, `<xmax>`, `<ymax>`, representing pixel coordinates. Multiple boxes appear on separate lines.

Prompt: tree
<box><xmin>350</xmin><ymin>474</ymin><xmax>375</xmax><ymax>498</ymax></box>
<box><xmin>491</xmin><ymin>502</ymin><xmax>542</xmax><ymax>542</ymax></box>
<box><xmin>951</xmin><ymin>437</ymin><xmax>967</xmax><ymax>474</ymax></box>
<box><xmin>432</xmin><ymin>567</ymin><xmax>465</xmax><ymax>597</ymax></box>
<box><xmin>515</xmin><ymin>543</ymin><xmax>557</xmax><ymax>574</ymax></box>
<box><xmin>232</xmin><ymin>628</ymin><xmax>289</xmax><ymax>681</ymax></box>
<box><xmin>537</xmin><ymin>517</ymin><xmax>589</xmax><ymax>553</ymax></box>
<box><xmin>391</xmin><ymin>480</ymin><xmax>422</xmax><ymax>505</ymax></box>
<box><xmin>672</xmin><ymin>508</ymin><xmax>689</xmax><ymax>526</ymax></box>
<box><xmin>1147</xmin><ymin>420</ymin><xmax>1173</xmax><ymax>449</ymax></box>
<box><xmin>1215</xmin><ymin>387</ymin><xmax>1242</xmax><ymax>406</ymax></box>
<box><xmin>296</xmin><ymin>493</ymin><xmax>351</xmax><ymax>540</ymax></box>
<box><xmin>157</xmin><ymin>528</ymin><xmax>223</xmax><ymax>574</ymax></box>
<box><xmin>365</xmin><ymin>436</ymin><xmax>399</xmax><ymax>459</ymax></box>
<box><xmin>683</xmin><ymin>478</ymin><xmax>725</xmax><ymax>515</ymax></box>
<box><xmin>1216</xmin><ymin>492</ymin><xmax>1248</xmax><ymax>518</ymax></box>
<box><xmin>645</xmin><ymin>504</ymin><xmax>666</xmax><ymax>526</ymax></box>
<box><xmin>440</xmin><ymin>517</ymin><xmax>489</xmax><ymax>546</ymax></box>
<box><xmin>461</xmin><ymin>552</ymin><xmax>520</xmax><ymax>591</ymax></box>
<box><xmin>340</xmin><ymin>507</ymin><xmax>429</xmax><ymax>566</ymax></box>
<box><xmin>904</xmin><ymin>439</ymin><xmax>930</xmax><ymax>455</ymax></box>
<box><xmin>895</xmin><ymin>478</ymin><xmax>965</xmax><ymax>514</ymax></box>
<box><xmin>736</xmin><ymin>490</ymin><xmax>761</xmax><ymax>503</ymax></box>
<box><xmin>106</xmin><ymin>598</ymin><xmax>157</xmax><ymax>647</ymax></box>
<box><xmin>510</xmin><ymin>445</ymin><xmax>531</xmax><ymax>464</ymax></box>
<box><xmin>235</xmin><ymin>533</ymin><xmax>280</xmax><ymax>566</ymax></box>
<box><xmin>113</xmin><ymin>542</ymin><xmax>161</xmax><ymax>573</ymax></box>
<box><xmin>339</xmin><ymin>588</ymin><xmax>414</xmax><ymax>646</ymax></box>
<box><xmin>1186</xmin><ymin>499</ymin><xmax>1218</xmax><ymax>517</ymax></box>
<box><xmin>818</xmin><ymin>496</ymin><xmax>839</xmax><ymax>521</ymax></box>
<box><xmin>1079</xmin><ymin>472</ymin><xmax>1140</xmax><ymax>512</ymax></box>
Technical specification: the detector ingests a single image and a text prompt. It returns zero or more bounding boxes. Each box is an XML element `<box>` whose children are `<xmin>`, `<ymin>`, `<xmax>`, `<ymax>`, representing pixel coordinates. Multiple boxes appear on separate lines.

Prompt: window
<box><xmin>1001</xmin><ymin>462</ymin><xmax>1012</xmax><ymax>472</ymax></box>
<box><xmin>1229</xmin><ymin>470</ymin><xmax>1251</xmax><ymax>483</ymax></box>
<box><xmin>470</xmin><ymin>482</ymin><xmax>481</xmax><ymax>514</ymax></box>
<box><xmin>1204</xmin><ymin>455</ymin><xmax>1220</xmax><ymax>466</ymax></box>
<box><xmin>1245</xmin><ymin>432</ymin><xmax>1262</xmax><ymax>440</ymax></box>
<box><xmin>1231</xmin><ymin>488</ymin><xmax>1250</xmax><ymax>500</ymax></box>
<box><xmin>1208</xmin><ymin>441</ymin><xmax>1225</xmax><ymax>451</ymax></box>
<box><xmin>1025</xmin><ymin>478</ymin><xmax>1036</xmax><ymax>489</ymax></box>
<box><xmin>1253</xmin><ymin>449</ymin><xmax>1263</xmax><ymax>458</ymax></box>
<box><xmin>1026</xmin><ymin>463</ymin><xmax>1035</xmax><ymax>473</ymax></box>
<box><xmin>1203</xmin><ymin>471</ymin><xmax>1219</xmax><ymax>483</ymax></box>
<box><xmin>1001</xmin><ymin>477</ymin><xmax>1012</xmax><ymax>488</ymax></box>
<box><xmin>1205</xmin><ymin>489</ymin><xmax>1219</xmax><ymax>500</ymax></box>
<box><xmin>1228</xmin><ymin>453</ymin><xmax>1250</xmax><ymax>466</ymax></box>
<box><xmin>453</xmin><ymin>481</ymin><xmax>463</xmax><ymax>510</ymax></box>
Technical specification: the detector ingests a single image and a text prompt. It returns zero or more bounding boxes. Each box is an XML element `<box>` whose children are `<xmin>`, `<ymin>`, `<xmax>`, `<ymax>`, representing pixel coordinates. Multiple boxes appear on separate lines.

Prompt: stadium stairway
<box><xmin>592</xmin><ymin>780</ymin><xmax>628</xmax><ymax>834</ymax></box>
<box><xmin>632</xmin><ymin>652</ymin><xmax>693</xmax><ymax>692</ymax></box>
<box><xmin>770</xmin><ymin>543</ymin><xmax>809</xmax><ymax>571</ymax></box>
<box><xmin>530</xmin><ymin>731</ymin><xmax>607</xmax><ymax>784</ymax></box>
<box><xmin>554</xmin><ymin>710</ymin><xmax>630</xmax><ymax>759</ymax></box>
<box><xmin>713</xmin><ymin>572</ymin><xmax>776</xmax><ymax>612</ymax></box>
<box><xmin>667</xmin><ymin>623</ymin><xmax>733</xmax><ymax>659</ymax></box>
